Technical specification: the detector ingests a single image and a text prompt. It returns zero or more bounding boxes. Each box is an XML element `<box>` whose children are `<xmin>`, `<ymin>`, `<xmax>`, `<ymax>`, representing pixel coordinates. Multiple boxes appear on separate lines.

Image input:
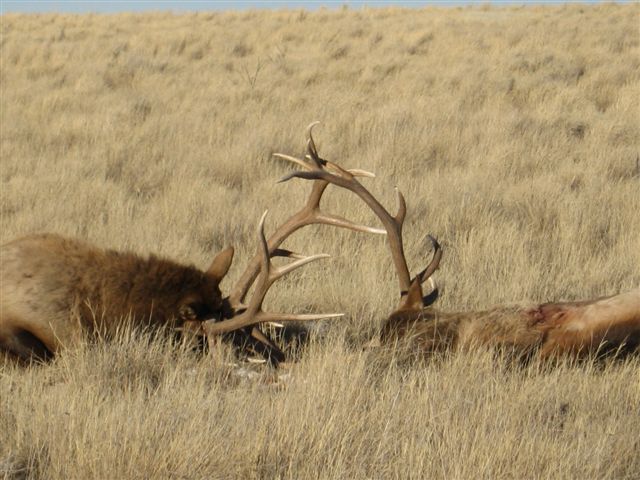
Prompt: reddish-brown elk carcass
<box><xmin>275</xmin><ymin>123</ymin><xmax>640</xmax><ymax>361</ymax></box>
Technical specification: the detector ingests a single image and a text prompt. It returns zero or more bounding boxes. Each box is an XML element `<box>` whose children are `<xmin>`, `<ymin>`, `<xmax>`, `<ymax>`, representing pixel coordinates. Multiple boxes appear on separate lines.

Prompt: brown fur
<box><xmin>380</xmin><ymin>284</ymin><xmax>640</xmax><ymax>360</ymax></box>
<box><xmin>0</xmin><ymin>233</ymin><xmax>234</xmax><ymax>362</ymax></box>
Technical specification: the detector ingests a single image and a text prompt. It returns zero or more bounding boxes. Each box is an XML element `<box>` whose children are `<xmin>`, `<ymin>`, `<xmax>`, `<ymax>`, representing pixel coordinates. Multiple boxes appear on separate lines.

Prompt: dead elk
<box><xmin>0</xmin><ymin>233</ymin><xmax>235</xmax><ymax>364</ymax></box>
<box><xmin>277</xmin><ymin>123</ymin><xmax>640</xmax><ymax>361</ymax></box>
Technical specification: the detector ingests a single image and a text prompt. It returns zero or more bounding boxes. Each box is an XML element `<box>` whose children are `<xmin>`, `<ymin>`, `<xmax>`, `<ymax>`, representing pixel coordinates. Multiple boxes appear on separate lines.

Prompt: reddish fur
<box><xmin>381</xmin><ymin>287</ymin><xmax>640</xmax><ymax>360</ymax></box>
<box><xmin>0</xmin><ymin>234</ymin><xmax>233</xmax><ymax>362</ymax></box>
<box><xmin>535</xmin><ymin>289</ymin><xmax>640</xmax><ymax>358</ymax></box>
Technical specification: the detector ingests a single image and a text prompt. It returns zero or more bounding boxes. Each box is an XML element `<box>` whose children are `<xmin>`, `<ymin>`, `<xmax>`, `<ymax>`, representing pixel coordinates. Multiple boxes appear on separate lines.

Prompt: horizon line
<box><xmin>1</xmin><ymin>1</ymin><xmax>634</xmax><ymax>15</ymax></box>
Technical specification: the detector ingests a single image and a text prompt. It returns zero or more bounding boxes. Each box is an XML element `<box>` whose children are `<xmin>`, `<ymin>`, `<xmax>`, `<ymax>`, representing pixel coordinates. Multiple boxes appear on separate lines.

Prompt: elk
<box><xmin>274</xmin><ymin>123</ymin><xmax>640</xmax><ymax>360</ymax></box>
<box><xmin>0</xmin><ymin>233</ymin><xmax>235</xmax><ymax>364</ymax></box>
<box><xmin>0</xmin><ymin>150</ymin><xmax>387</xmax><ymax>365</ymax></box>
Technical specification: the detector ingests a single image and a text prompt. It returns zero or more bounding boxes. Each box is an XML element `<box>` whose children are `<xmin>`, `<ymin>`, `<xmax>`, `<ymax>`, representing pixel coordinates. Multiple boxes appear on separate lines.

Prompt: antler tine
<box><xmin>414</xmin><ymin>235</ymin><xmax>442</xmax><ymax>285</ymax></box>
<box><xmin>314</xmin><ymin>212</ymin><xmax>387</xmax><ymax>235</ymax></box>
<box><xmin>348</xmin><ymin>168</ymin><xmax>376</xmax><ymax>178</ymax></box>
<box><xmin>275</xmin><ymin>252</ymin><xmax>331</xmax><ymax>278</ymax></box>
<box><xmin>272</xmin><ymin>248</ymin><xmax>306</xmax><ymax>259</ymax></box>
<box><xmin>205</xmin><ymin>211</ymin><xmax>343</xmax><ymax>336</ymax></box>
<box><xmin>253</xmin><ymin>210</ymin><xmax>271</xmax><ymax>311</ymax></box>
<box><xmin>394</xmin><ymin>187</ymin><xmax>407</xmax><ymax>225</ymax></box>
<box><xmin>306</xmin><ymin>139</ymin><xmax>323</xmax><ymax>168</ymax></box>
<box><xmin>306</xmin><ymin>121</ymin><xmax>323</xmax><ymax>166</ymax></box>
<box><xmin>273</xmin><ymin>153</ymin><xmax>314</xmax><ymax>171</ymax></box>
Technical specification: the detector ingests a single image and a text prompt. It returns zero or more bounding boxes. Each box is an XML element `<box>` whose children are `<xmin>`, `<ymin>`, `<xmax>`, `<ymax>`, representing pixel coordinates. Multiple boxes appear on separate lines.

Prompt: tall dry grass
<box><xmin>1</xmin><ymin>4</ymin><xmax>639</xmax><ymax>478</ymax></box>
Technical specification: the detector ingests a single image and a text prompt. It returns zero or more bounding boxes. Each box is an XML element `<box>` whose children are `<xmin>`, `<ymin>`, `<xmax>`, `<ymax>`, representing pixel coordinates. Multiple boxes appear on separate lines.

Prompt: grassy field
<box><xmin>1</xmin><ymin>3</ymin><xmax>640</xmax><ymax>478</ymax></box>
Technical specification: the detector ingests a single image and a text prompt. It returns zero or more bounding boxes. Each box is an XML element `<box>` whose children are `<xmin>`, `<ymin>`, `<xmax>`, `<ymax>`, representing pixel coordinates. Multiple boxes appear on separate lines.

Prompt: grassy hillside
<box><xmin>1</xmin><ymin>4</ymin><xmax>639</xmax><ymax>478</ymax></box>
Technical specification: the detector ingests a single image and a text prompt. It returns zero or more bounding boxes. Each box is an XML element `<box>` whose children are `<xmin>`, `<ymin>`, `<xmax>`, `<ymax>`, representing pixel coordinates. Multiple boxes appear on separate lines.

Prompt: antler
<box><xmin>204</xmin><ymin>211</ymin><xmax>344</xmax><ymax>335</ymax></box>
<box><xmin>227</xmin><ymin>144</ymin><xmax>385</xmax><ymax>310</ymax></box>
<box><xmin>203</xmin><ymin>129</ymin><xmax>391</xmax><ymax>341</ymax></box>
<box><xmin>275</xmin><ymin>122</ymin><xmax>442</xmax><ymax>306</ymax></box>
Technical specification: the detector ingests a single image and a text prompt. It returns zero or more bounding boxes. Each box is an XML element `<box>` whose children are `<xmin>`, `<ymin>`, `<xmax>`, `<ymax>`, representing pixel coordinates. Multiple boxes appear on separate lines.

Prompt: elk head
<box><xmin>176</xmin><ymin>246</ymin><xmax>235</xmax><ymax>325</ymax></box>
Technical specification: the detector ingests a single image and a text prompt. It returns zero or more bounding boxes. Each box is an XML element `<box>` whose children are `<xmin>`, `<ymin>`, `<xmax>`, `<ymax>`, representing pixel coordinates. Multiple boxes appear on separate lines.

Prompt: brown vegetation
<box><xmin>1</xmin><ymin>4</ymin><xmax>639</xmax><ymax>479</ymax></box>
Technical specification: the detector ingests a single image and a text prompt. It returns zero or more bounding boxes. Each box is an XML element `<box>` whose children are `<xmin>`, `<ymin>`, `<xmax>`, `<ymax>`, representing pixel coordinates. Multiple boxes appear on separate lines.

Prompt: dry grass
<box><xmin>1</xmin><ymin>4</ymin><xmax>639</xmax><ymax>479</ymax></box>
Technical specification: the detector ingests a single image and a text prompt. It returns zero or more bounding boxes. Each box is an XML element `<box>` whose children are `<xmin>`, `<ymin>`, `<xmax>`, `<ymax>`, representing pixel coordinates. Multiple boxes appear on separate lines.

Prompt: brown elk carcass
<box><xmin>276</xmin><ymin>123</ymin><xmax>640</xmax><ymax>360</ymax></box>
<box><xmin>0</xmin><ymin>149</ymin><xmax>387</xmax><ymax>365</ymax></box>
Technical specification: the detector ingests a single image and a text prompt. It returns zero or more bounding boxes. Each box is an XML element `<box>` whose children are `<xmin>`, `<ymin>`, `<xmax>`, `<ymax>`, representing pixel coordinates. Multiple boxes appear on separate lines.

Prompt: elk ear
<box><xmin>206</xmin><ymin>246</ymin><xmax>234</xmax><ymax>282</ymax></box>
<box><xmin>400</xmin><ymin>278</ymin><xmax>425</xmax><ymax>311</ymax></box>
